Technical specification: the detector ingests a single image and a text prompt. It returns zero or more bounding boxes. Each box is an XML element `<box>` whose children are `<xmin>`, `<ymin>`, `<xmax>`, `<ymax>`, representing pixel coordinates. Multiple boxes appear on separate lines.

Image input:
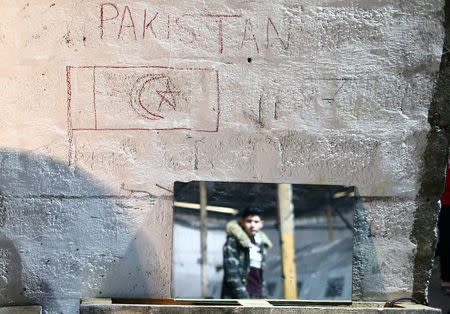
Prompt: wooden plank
<box><xmin>278</xmin><ymin>183</ymin><xmax>298</xmax><ymax>299</ymax></box>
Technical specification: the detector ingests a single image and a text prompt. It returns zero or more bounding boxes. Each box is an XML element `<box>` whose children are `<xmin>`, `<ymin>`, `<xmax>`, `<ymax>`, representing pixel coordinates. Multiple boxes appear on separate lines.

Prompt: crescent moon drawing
<box><xmin>129</xmin><ymin>74</ymin><xmax>168</xmax><ymax>120</ymax></box>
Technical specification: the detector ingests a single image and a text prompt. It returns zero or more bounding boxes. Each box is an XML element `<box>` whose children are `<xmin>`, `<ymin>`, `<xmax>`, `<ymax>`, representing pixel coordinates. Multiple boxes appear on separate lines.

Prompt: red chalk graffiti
<box><xmin>143</xmin><ymin>11</ymin><xmax>159</xmax><ymax>39</ymax></box>
<box><xmin>129</xmin><ymin>74</ymin><xmax>180</xmax><ymax>120</ymax></box>
<box><xmin>100</xmin><ymin>3</ymin><xmax>119</xmax><ymax>39</ymax></box>
<box><xmin>157</xmin><ymin>87</ymin><xmax>180</xmax><ymax>111</ymax></box>
<box><xmin>200</xmin><ymin>14</ymin><xmax>241</xmax><ymax>54</ymax></box>
<box><xmin>99</xmin><ymin>3</ymin><xmax>292</xmax><ymax>55</ymax></box>
<box><xmin>241</xmin><ymin>18</ymin><xmax>259</xmax><ymax>53</ymax></box>
<box><xmin>66</xmin><ymin>65</ymin><xmax>221</xmax><ymax>166</ymax></box>
<box><xmin>118</xmin><ymin>5</ymin><xmax>137</xmax><ymax>40</ymax></box>
<box><xmin>266</xmin><ymin>18</ymin><xmax>290</xmax><ymax>50</ymax></box>
<box><xmin>175</xmin><ymin>14</ymin><xmax>197</xmax><ymax>44</ymax></box>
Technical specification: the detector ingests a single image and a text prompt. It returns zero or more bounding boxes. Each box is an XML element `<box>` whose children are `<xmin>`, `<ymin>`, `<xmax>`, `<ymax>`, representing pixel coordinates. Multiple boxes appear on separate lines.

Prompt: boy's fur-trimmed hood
<box><xmin>225</xmin><ymin>220</ymin><xmax>272</xmax><ymax>249</ymax></box>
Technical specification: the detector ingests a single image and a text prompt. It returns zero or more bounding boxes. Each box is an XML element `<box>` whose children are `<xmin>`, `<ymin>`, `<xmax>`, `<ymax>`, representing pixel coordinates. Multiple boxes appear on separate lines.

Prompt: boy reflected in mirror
<box><xmin>221</xmin><ymin>207</ymin><xmax>272</xmax><ymax>299</ymax></box>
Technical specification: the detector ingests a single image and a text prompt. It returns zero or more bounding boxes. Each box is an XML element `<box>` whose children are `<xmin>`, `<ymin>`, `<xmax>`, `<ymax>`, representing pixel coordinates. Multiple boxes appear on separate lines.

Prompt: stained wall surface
<box><xmin>0</xmin><ymin>0</ymin><xmax>447</xmax><ymax>313</ymax></box>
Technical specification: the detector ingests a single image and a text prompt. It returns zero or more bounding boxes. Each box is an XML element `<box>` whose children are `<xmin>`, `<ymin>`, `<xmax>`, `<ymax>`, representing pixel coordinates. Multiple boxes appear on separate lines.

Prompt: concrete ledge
<box><xmin>0</xmin><ymin>306</ymin><xmax>41</xmax><ymax>314</ymax></box>
<box><xmin>79</xmin><ymin>300</ymin><xmax>441</xmax><ymax>314</ymax></box>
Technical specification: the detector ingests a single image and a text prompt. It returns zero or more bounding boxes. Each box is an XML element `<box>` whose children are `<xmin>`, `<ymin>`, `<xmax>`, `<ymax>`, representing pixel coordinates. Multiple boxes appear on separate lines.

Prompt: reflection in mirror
<box><xmin>172</xmin><ymin>182</ymin><xmax>355</xmax><ymax>300</ymax></box>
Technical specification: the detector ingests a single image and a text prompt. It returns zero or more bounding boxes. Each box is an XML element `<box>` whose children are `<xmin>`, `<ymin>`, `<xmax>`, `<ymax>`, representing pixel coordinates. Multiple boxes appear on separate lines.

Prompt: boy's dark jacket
<box><xmin>221</xmin><ymin>220</ymin><xmax>272</xmax><ymax>299</ymax></box>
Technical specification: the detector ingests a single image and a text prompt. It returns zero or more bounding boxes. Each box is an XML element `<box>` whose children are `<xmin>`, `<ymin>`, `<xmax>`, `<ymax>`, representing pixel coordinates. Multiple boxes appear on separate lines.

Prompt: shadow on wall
<box><xmin>0</xmin><ymin>148</ymin><xmax>165</xmax><ymax>312</ymax></box>
<box><xmin>352</xmin><ymin>187</ymin><xmax>387</xmax><ymax>301</ymax></box>
<box><xmin>0</xmin><ymin>234</ymin><xmax>29</xmax><ymax>306</ymax></box>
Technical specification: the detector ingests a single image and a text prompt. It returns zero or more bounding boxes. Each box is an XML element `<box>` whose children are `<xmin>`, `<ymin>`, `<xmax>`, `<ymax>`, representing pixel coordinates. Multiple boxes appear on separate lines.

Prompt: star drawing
<box><xmin>156</xmin><ymin>83</ymin><xmax>180</xmax><ymax>111</ymax></box>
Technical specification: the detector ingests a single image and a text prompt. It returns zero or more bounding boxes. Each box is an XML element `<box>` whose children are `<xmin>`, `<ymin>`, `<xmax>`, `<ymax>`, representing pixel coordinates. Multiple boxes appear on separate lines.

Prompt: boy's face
<box><xmin>240</xmin><ymin>215</ymin><xmax>264</xmax><ymax>235</ymax></box>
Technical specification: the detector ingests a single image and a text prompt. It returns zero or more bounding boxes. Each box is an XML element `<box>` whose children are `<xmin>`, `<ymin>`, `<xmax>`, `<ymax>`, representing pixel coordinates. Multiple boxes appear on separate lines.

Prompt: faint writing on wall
<box><xmin>99</xmin><ymin>3</ymin><xmax>291</xmax><ymax>54</ymax></box>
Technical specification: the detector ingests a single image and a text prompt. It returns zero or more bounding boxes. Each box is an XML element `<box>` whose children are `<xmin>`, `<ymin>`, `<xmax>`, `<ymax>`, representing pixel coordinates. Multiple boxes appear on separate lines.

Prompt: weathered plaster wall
<box><xmin>0</xmin><ymin>0</ymin><xmax>447</xmax><ymax>313</ymax></box>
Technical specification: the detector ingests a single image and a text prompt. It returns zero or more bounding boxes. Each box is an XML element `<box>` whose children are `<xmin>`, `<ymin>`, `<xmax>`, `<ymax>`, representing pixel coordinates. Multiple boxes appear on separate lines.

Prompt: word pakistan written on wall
<box><xmin>68</xmin><ymin>3</ymin><xmax>291</xmax><ymax>160</ymax></box>
<box><xmin>68</xmin><ymin>3</ymin><xmax>386</xmax><ymax>165</ymax></box>
<box><xmin>96</xmin><ymin>2</ymin><xmax>384</xmax><ymax>124</ymax></box>
<box><xmin>99</xmin><ymin>3</ymin><xmax>291</xmax><ymax>54</ymax></box>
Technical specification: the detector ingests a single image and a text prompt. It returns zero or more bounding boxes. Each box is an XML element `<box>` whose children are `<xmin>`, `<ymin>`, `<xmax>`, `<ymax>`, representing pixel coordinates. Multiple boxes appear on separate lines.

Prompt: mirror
<box><xmin>172</xmin><ymin>181</ymin><xmax>355</xmax><ymax>300</ymax></box>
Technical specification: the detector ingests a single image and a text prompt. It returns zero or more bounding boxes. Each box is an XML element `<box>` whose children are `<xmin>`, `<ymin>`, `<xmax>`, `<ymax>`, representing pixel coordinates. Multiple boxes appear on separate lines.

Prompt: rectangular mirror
<box><xmin>172</xmin><ymin>181</ymin><xmax>355</xmax><ymax>300</ymax></box>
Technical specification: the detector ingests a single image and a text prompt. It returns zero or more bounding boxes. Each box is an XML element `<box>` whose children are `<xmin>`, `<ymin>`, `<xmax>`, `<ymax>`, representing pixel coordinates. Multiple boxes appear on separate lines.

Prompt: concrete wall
<box><xmin>0</xmin><ymin>0</ymin><xmax>448</xmax><ymax>313</ymax></box>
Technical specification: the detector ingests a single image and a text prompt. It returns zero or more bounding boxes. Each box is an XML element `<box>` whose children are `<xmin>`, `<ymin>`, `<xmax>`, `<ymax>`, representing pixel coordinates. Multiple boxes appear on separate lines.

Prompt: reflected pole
<box><xmin>199</xmin><ymin>181</ymin><xmax>208</xmax><ymax>298</ymax></box>
<box><xmin>277</xmin><ymin>183</ymin><xmax>298</xmax><ymax>299</ymax></box>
